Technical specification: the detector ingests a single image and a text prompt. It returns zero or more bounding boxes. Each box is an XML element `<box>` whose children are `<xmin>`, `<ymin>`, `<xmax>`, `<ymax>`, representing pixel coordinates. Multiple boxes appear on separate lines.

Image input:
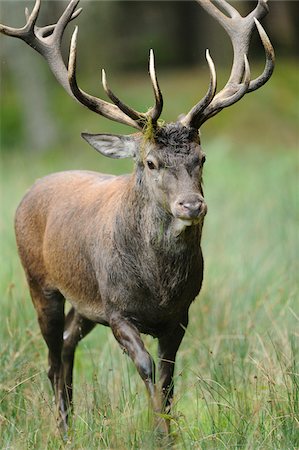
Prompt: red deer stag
<box><xmin>1</xmin><ymin>0</ymin><xmax>274</xmax><ymax>434</ymax></box>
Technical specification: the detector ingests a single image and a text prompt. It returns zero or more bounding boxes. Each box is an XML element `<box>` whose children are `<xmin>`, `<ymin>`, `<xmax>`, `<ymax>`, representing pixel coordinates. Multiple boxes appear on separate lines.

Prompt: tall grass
<box><xmin>1</xmin><ymin>62</ymin><xmax>298</xmax><ymax>448</ymax></box>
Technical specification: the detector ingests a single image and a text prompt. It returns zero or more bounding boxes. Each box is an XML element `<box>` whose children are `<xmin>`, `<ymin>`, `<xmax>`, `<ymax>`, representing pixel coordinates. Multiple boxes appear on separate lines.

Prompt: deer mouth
<box><xmin>172</xmin><ymin>216</ymin><xmax>203</xmax><ymax>237</ymax></box>
<box><xmin>171</xmin><ymin>202</ymin><xmax>207</xmax><ymax>236</ymax></box>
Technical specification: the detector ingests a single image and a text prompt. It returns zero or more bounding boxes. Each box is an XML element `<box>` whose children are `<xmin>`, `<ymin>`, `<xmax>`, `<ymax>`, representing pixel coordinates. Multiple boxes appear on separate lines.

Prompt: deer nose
<box><xmin>179</xmin><ymin>200</ymin><xmax>202</xmax><ymax>218</ymax></box>
<box><xmin>175</xmin><ymin>195</ymin><xmax>206</xmax><ymax>219</ymax></box>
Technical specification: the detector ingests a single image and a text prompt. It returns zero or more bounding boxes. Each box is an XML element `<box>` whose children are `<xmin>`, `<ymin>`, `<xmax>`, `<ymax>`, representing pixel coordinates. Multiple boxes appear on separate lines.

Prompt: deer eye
<box><xmin>147</xmin><ymin>160</ymin><xmax>157</xmax><ymax>170</ymax></box>
<box><xmin>201</xmin><ymin>155</ymin><xmax>206</xmax><ymax>165</ymax></box>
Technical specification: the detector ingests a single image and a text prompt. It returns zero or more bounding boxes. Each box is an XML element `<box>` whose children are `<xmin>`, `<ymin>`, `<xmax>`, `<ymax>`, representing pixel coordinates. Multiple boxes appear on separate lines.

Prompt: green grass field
<box><xmin>0</xmin><ymin>61</ymin><xmax>298</xmax><ymax>449</ymax></box>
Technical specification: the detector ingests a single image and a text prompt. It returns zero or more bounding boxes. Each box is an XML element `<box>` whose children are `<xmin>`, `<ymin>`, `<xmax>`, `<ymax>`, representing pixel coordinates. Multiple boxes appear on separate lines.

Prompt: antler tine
<box><xmin>68</xmin><ymin>27</ymin><xmax>142</xmax><ymax>130</ymax></box>
<box><xmin>148</xmin><ymin>49</ymin><xmax>163</xmax><ymax>124</ymax></box>
<box><xmin>26</xmin><ymin>0</ymin><xmax>41</xmax><ymax>31</ymax></box>
<box><xmin>183</xmin><ymin>0</ymin><xmax>274</xmax><ymax>129</ymax></box>
<box><xmin>248</xmin><ymin>18</ymin><xmax>275</xmax><ymax>92</ymax></box>
<box><xmin>25</xmin><ymin>8</ymin><xmax>30</xmax><ymax>22</ymax></box>
<box><xmin>200</xmin><ymin>0</ymin><xmax>244</xmax><ymax>28</ymax></box>
<box><xmin>36</xmin><ymin>8</ymin><xmax>82</xmax><ymax>39</ymax></box>
<box><xmin>214</xmin><ymin>0</ymin><xmax>240</xmax><ymax>19</ymax></box>
<box><xmin>181</xmin><ymin>49</ymin><xmax>217</xmax><ymax>129</ymax></box>
<box><xmin>0</xmin><ymin>0</ymin><xmax>40</xmax><ymax>37</ymax></box>
<box><xmin>189</xmin><ymin>55</ymin><xmax>250</xmax><ymax>128</ymax></box>
<box><xmin>53</xmin><ymin>0</ymin><xmax>80</xmax><ymax>42</ymax></box>
<box><xmin>201</xmin><ymin>54</ymin><xmax>251</xmax><ymax>123</ymax></box>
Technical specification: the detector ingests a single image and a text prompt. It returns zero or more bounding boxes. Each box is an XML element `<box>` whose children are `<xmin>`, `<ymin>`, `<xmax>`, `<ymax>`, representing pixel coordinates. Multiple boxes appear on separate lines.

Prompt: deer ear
<box><xmin>81</xmin><ymin>133</ymin><xmax>139</xmax><ymax>159</ymax></box>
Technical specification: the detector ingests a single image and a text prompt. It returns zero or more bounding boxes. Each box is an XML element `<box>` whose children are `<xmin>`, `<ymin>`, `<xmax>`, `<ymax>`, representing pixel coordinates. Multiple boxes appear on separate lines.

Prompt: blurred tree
<box><xmin>0</xmin><ymin>1</ymin><xmax>57</xmax><ymax>152</ymax></box>
<box><xmin>269</xmin><ymin>1</ymin><xmax>298</xmax><ymax>56</ymax></box>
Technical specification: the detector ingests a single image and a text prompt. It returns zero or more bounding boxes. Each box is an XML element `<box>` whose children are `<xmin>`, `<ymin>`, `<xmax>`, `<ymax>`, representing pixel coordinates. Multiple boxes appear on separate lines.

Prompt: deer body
<box><xmin>1</xmin><ymin>0</ymin><xmax>274</xmax><ymax>435</ymax></box>
<box><xmin>16</xmin><ymin>166</ymin><xmax>203</xmax><ymax>333</ymax></box>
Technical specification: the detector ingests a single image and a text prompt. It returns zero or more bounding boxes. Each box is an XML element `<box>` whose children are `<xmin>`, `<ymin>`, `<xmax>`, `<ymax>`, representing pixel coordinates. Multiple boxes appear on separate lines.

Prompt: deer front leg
<box><xmin>158</xmin><ymin>314</ymin><xmax>188</xmax><ymax>415</ymax></box>
<box><xmin>109</xmin><ymin>313</ymin><xmax>168</xmax><ymax>433</ymax></box>
<box><xmin>60</xmin><ymin>308</ymin><xmax>95</xmax><ymax>418</ymax></box>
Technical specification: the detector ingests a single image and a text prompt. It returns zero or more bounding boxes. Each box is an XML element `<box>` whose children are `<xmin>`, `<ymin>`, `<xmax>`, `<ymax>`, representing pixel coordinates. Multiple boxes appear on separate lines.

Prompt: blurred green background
<box><xmin>0</xmin><ymin>1</ymin><xmax>298</xmax><ymax>448</ymax></box>
<box><xmin>0</xmin><ymin>0</ymin><xmax>298</xmax><ymax>153</ymax></box>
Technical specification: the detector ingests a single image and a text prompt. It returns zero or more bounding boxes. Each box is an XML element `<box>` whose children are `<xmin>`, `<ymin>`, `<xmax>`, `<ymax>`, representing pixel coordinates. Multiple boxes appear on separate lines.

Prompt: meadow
<box><xmin>0</xmin><ymin>60</ymin><xmax>298</xmax><ymax>449</ymax></box>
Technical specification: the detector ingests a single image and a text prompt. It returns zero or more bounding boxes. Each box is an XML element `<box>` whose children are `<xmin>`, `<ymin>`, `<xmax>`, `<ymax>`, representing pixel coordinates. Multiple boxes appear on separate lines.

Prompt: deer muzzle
<box><xmin>172</xmin><ymin>194</ymin><xmax>207</xmax><ymax>222</ymax></box>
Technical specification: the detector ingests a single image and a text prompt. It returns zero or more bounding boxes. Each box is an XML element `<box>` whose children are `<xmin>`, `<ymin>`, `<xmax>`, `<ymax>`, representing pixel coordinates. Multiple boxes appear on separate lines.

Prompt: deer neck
<box><xmin>119</xmin><ymin>174</ymin><xmax>203</xmax><ymax>254</ymax></box>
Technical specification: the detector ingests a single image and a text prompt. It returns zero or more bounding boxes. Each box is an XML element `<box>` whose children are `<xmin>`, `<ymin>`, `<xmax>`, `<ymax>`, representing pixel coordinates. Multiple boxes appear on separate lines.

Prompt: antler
<box><xmin>181</xmin><ymin>0</ymin><xmax>275</xmax><ymax>129</ymax></box>
<box><xmin>0</xmin><ymin>0</ymin><xmax>163</xmax><ymax>131</ymax></box>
